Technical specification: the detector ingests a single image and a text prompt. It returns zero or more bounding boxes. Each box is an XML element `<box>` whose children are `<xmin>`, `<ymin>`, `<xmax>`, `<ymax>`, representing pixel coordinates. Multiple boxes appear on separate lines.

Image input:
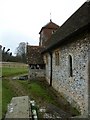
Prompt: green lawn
<box><xmin>0</xmin><ymin>80</ymin><xmax>2</xmax><ymax>119</ymax></box>
<box><xmin>2</xmin><ymin>66</ymin><xmax>28</xmax><ymax>77</ymax></box>
<box><xmin>2</xmin><ymin>63</ymin><xmax>80</xmax><ymax>119</ymax></box>
<box><xmin>2</xmin><ymin>79</ymin><xmax>17</xmax><ymax>118</ymax></box>
<box><xmin>14</xmin><ymin>80</ymin><xmax>80</xmax><ymax>116</ymax></box>
<box><xmin>2</xmin><ymin>64</ymin><xmax>59</xmax><ymax>119</ymax></box>
<box><xmin>18</xmin><ymin>80</ymin><xmax>55</xmax><ymax>104</ymax></box>
<box><xmin>2</xmin><ymin>63</ymin><xmax>28</xmax><ymax>119</ymax></box>
<box><xmin>2</xmin><ymin>79</ymin><xmax>60</xmax><ymax>119</ymax></box>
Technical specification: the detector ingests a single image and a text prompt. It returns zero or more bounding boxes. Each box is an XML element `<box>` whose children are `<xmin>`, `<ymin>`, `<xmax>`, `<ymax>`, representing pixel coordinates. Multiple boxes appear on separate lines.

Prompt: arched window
<box><xmin>69</xmin><ymin>55</ymin><xmax>73</xmax><ymax>77</ymax></box>
<box><xmin>55</xmin><ymin>50</ymin><xmax>60</xmax><ymax>66</ymax></box>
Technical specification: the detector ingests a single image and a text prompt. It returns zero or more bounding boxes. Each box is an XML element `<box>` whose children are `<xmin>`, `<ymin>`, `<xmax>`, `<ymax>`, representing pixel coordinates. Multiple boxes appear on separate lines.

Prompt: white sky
<box><xmin>0</xmin><ymin>0</ymin><xmax>86</xmax><ymax>55</ymax></box>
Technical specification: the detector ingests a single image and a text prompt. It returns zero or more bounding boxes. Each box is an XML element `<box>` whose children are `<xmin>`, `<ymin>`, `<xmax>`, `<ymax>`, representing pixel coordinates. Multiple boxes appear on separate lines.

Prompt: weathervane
<box><xmin>50</xmin><ymin>12</ymin><xmax>52</xmax><ymax>22</ymax></box>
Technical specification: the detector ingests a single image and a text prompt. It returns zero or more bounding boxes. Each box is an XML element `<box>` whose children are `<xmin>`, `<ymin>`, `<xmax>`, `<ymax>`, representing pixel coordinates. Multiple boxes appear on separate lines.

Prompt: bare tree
<box><xmin>15</xmin><ymin>42</ymin><xmax>27</xmax><ymax>63</ymax></box>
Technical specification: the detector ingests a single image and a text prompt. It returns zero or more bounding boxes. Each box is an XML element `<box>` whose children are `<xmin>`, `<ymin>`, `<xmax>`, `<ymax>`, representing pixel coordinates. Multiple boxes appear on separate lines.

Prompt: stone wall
<box><xmin>45</xmin><ymin>54</ymin><xmax>51</xmax><ymax>83</ymax></box>
<box><xmin>28</xmin><ymin>68</ymin><xmax>45</xmax><ymax>80</ymax></box>
<box><xmin>45</xmin><ymin>32</ymin><xmax>90</xmax><ymax>116</ymax></box>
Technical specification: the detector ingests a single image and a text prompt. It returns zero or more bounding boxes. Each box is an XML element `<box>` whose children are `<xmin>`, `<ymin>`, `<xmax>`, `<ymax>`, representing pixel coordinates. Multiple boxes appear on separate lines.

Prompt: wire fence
<box><xmin>1</xmin><ymin>62</ymin><xmax>28</xmax><ymax>68</ymax></box>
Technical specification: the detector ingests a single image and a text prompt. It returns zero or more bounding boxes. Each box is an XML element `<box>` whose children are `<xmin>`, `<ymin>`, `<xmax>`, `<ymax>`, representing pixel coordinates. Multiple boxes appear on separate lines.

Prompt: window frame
<box><xmin>55</xmin><ymin>50</ymin><xmax>60</xmax><ymax>66</ymax></box>
<box><xmin>69</xmin><ymin>54</ymin><xmax>73</xmax><ymax>77</ymax></box>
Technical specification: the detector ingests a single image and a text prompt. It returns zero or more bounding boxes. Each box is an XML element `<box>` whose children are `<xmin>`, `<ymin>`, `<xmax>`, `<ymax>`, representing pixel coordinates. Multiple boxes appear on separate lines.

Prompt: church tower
<box><xmin>39</xmin><ymin>20</ymin><xmax>59</xmax><ymax>47</ymax></box>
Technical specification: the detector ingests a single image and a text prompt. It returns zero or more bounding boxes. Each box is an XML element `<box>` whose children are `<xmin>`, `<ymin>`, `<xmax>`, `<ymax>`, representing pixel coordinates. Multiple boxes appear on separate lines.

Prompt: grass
<box><xmin>2</xmin><ymin>63</ymin><xmax>28</xmax><ymax>119</ymax></box>
<box><xmin>1</xmin><ymin>63</ymin><xmax>80</xmax><ymax>119</ymax></box>
<box><xmin>2</xmin><ymin>79</ymin><xmax>56</xmax><ymax>119</ymax></box>
<box><xmin>2</xmin><ymin>79</ymin><xmax>17</xmax><ymax>118</ymax></box>
<box><xmin>2</xmin><ymin>78</ymin><xmax>80</xmax><ymax>119</ymax></box>
<box><xmin>2</xmin><ymin>66</ymin><xmax>28</xmax><ymax>77</ymax></box>
<box><xmin>18</xmin><ymin>80</ymin><xmax>56</xmax><ymax>104</ymax></box>
<box><xmin>18</xmin><ymin>80</ymin><xmax>80</xmax><ymax>116</ymax></box>
<box><xmin>0</xmin><ymin>80</ymin><xmax>2</xmax><ymax>119</ymax></box>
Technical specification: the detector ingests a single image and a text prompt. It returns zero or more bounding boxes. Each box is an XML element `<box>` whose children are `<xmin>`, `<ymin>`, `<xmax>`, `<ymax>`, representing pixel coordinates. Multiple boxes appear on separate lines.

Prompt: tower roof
<box><xmin>39</xmin><ymin>20</ymin><xmax>59</xmax><ymax>34</ymax></box>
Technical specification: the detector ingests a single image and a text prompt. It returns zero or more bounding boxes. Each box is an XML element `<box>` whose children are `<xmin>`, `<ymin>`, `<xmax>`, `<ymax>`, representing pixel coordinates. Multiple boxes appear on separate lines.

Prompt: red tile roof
<box><xmin>39</xmin><ymin>20</ymin><xmax>59</xmax><ymax>34</ymax></box>
<box><xmin>27</xmin><ymin>45</ymin><xmax>45</xmax><ymax>64</ymax></box>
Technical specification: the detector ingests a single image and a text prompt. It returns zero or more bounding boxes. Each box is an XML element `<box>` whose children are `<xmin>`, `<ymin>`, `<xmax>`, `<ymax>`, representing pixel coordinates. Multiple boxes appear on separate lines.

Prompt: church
<box><xmin>27</xmin><ymin>20</ymin><xmax>59</xmax><ymax>79</ymax></box>
<box><xmin>27</xmin><ymin>1</ymin><xmax>90</xmax><ymax>117</ymax></box>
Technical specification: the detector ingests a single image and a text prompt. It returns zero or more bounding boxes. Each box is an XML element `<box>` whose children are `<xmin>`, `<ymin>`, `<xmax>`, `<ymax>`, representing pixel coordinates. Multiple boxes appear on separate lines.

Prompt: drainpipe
<box><xmin>49</xmin><ymin>51</ymin><xmax>52</xmax><ymax>86</ymax></box>
<box><xmin>88</xmin><ymin>51</ymin><xmax>90</xmax><ymax>117</ymax></box>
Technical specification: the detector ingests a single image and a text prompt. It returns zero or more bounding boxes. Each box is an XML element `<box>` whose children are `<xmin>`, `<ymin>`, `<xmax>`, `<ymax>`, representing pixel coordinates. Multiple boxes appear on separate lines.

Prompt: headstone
<box><xmin>5</xmin><ymin>96</ymin><xmax>31</xmax><ymax>119</ymax></box>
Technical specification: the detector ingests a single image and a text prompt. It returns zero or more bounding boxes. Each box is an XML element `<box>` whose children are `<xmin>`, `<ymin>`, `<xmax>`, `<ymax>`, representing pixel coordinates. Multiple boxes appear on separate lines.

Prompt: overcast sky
<box><xmin>0</xmin><ymin>0</ymin><xmax>86</xmax><ymax>55</ymax></box>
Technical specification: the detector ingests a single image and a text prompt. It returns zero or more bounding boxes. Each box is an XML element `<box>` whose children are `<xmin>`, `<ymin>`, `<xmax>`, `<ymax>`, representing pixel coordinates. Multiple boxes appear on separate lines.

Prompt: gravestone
<box><xmin>5</xmin><ymin>96</ymin><xmax>31</xmax><ymax>119</ymax></box>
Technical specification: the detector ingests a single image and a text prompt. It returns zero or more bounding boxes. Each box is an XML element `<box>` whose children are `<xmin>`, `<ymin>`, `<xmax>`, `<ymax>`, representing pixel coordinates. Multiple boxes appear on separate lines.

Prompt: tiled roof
<box><xmin>27</xmin><ymin>45</ymin><xmax>44</xmax><ymax>64</ymax></box>
<box><xmin>42</xmin><ymin>1</ymin><xmax>90</xmax><ymax>53</ymax></box>
<box><xmin>39</xmin><ymin>20</ymin><xmax>59</xmax><ymax>34</ymax></box>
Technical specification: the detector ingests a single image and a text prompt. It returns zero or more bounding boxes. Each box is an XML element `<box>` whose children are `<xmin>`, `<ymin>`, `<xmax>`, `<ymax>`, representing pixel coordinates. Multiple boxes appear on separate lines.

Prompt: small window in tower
<box><xmin>52</xmin><ymin>30</ymin><xmax>56</xmax><ymax>34</ymax></box>
<box><xmin>52</xmin><ymin>30</ymin><xmax>54</xmax><ymax>34</ymax></box>
<box><xmin>69</xmin><ymin>55</ymin><xmax>73</xmax><ymax>77</ymax></box>
<box><xmin>52</xmin><ymin>30</ymin><xmax>55</xmax><ymax>34</ymax></box>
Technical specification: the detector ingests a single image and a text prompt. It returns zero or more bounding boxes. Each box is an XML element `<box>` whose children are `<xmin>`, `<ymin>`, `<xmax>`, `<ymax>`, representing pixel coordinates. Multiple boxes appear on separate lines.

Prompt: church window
<box><xmin>69</xmin><ymin>55</ymin><xmax>73</xmax><ymax>77</ymax></box>
<box><xmin>55</xmin><ymin>50</ymin><xmax>60</xmax><ymax>66</ymax></box>
<box><xmin>52</xmin><ymin>30</ymin><xmax>56</xmax><ymax>34</ymax></box>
